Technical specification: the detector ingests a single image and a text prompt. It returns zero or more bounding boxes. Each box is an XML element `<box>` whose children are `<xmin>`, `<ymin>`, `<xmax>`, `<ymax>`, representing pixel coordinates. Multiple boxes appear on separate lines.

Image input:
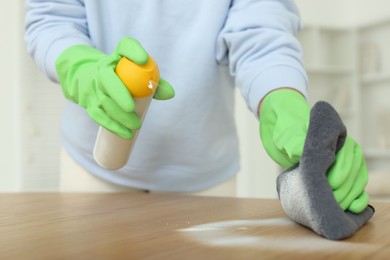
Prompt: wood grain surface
<box><xmin>0</xmin><ymin>193</ymin><xmax>388</xmax><ymax>259</ymax></box>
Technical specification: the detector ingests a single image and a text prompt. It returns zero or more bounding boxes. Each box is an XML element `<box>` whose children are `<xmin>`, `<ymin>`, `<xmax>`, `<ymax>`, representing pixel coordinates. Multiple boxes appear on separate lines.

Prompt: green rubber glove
<box><xmin>259</xmin><ymin>89</ymin><xmax>369</xmax><ymax>213</ymax></box>
<box><xmin>259</xmin><ymin>89</ymin><xmax>310</xmax><ymax>169</ymax></box>
<box><xmin>327</xmin><ymin>136</ymin><xmax>369</xmax><ymax>213</ymax></box>
<box><xmin>55</xmin><ymin>37</ymin><xmax>175</xmax><ymax>139</ymax></box>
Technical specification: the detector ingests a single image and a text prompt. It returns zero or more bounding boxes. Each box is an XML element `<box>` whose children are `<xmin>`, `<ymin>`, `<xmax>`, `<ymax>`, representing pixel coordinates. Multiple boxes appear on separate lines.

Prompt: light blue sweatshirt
<box><xmin>25</xmin><ymin>0</ymin><xmax>307</xmax><ymax>192</ymax></box>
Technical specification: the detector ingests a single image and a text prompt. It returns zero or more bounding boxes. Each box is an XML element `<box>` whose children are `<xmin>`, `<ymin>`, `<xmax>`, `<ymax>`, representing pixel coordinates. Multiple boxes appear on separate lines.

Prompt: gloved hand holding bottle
<box><xmin>55</xmin><ymin>36</ymin><xmax>175</xmax><ymax>140</ymax></box>
<box><xmin>259</xmin><ymin>89</ymin><xmax>369</xmax><ymax>213</ymax></box>
<box><xmin>56</xmin><ymin>37</ymin><xmax>175</xmax><ymax>169</ymax></box>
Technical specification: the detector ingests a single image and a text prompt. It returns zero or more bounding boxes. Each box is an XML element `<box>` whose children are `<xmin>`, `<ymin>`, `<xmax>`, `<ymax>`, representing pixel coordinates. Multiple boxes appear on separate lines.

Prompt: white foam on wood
<box><xmin>178</xmin><ymin>218</ymin><xmax>377</xmax><ymax>251</ymax></box>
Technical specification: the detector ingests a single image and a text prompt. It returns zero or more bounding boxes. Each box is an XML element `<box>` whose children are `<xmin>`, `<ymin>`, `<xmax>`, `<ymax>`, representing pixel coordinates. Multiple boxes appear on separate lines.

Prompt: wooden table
<box><xmin>1</xmin><ymin>193</ymin><xmax>389</xmax><ymax>259</ymax></box>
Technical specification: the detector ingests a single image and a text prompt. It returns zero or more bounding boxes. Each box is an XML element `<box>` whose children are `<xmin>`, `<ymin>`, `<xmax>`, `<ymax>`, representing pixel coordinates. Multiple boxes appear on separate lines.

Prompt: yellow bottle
<box><xmin>116</xmin><ymin>55</ymin><xmax>160</xmax><ymax>98</ymax></box>
<box><xmin>93</xmin><ymin>56</ymin><xmax>160</xmax><ymax>170</ymax></box>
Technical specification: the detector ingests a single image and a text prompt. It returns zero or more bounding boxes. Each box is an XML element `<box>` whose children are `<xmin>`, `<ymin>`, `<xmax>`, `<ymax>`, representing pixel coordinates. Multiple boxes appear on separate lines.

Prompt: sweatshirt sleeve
<box><xmin>216</xmin><ymin>0</ymin><xmax>308</xmax><ymax>115</ymax></box>
<box><xmin>25</xmin><ymin>0</ymin><xmax>93</xmax><ymax>82</ymax></box>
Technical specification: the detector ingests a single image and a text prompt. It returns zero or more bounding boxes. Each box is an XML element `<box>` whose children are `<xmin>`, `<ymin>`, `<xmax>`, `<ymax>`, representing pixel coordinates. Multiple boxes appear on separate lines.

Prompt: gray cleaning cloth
<box><xmin>276</xmin><ymin>101</ymin><xmax>375</xmax><ymax>240</ymax></box>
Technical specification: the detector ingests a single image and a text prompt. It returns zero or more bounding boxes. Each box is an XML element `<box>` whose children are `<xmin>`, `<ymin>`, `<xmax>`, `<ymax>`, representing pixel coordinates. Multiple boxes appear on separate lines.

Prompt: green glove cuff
<box><xmin>259</xmin><ymin>89</ymin><xmax>310</xmax><ymax>169</ymax></box>
<box><xmin>56</xmin><ymin>45</ymin><xmax>109</xmax><ymax>105</ymax></box>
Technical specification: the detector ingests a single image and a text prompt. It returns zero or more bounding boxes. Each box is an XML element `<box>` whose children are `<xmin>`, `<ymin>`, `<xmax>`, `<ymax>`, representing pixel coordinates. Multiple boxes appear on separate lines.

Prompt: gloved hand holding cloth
<box><xmin>55</xmin><ymin>37</ymin><xmax>175</xmax><ymax>140</ymax></box>
<box><xmin>259</xmin><ymin>89</ymin><xmax>374</xmax><ymax>239</ymax></box>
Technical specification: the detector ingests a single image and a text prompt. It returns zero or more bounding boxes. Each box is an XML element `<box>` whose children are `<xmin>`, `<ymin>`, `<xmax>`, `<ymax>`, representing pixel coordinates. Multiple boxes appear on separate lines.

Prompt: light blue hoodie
<box><xmin>25</xmin><ymin>0</ymin><xmax>307</xmax><ymax>192</ymax></box>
